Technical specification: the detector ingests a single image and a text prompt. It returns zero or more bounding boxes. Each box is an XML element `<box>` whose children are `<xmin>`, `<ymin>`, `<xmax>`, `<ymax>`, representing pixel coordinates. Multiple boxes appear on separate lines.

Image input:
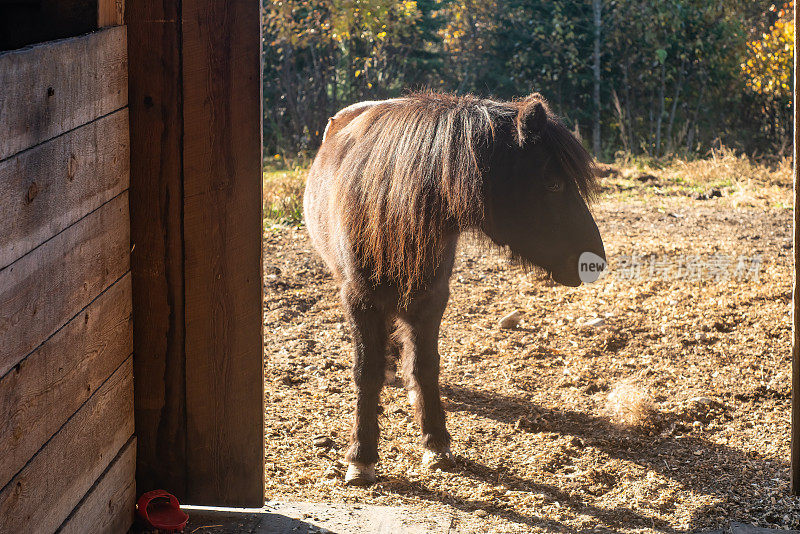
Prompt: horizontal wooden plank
<box><xmin>0</xmin><ymin>356</ymin><xmax>134</xmax><ymax>534</ymax></box>
<box><xmin>0</xmin><ymin>192</ymin><xmax>130</xmax><ymax>378</ymax></box>
<box><xmin>57</xmin><ymin>436</ymin><xmax>136</xmax><ymax>534</ymax></box>
<box><xmin>0</xmin><ymin>274</ymin><xmax>132</xmax><ymax>488</ymax></box>
<box><xmin>0</xmin><ymin>25</ymin><xmax>127</xmax><ymax>160</ymax></box>
<box><xmin>0</xmin><ymin>109</ymin><xmax>130</xmax><ymax>269</ymax></box>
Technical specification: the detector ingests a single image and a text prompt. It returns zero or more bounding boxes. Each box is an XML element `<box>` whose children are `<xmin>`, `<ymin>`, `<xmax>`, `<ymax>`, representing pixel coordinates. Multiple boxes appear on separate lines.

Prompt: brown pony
<box><xmin>304</xmin><ymin>91</ymin><xmax>605</xmax><ymax>485</ymax></box>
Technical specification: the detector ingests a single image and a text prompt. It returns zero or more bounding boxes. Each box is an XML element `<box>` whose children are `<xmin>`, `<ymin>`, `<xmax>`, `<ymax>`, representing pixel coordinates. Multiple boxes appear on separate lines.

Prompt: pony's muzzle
<box><xmin>552</xmin><ymin>246</ymin><xmax>606</xmax><ymax>287</ymax></box>
<box><xmin>551</xmin><ymin>254</ymin><xmax>583</xmax><ymax>286</ymax></box>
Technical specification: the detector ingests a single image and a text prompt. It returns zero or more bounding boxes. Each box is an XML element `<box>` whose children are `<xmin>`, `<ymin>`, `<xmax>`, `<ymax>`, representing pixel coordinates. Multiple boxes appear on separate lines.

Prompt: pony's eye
<box><xmin>545</xmin><ymin>181</ymin><xmax>564</xmax><ymax>193</ymax></box>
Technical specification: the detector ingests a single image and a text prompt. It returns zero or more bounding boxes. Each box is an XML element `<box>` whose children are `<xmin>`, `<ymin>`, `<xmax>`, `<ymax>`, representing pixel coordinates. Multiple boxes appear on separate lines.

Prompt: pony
<box><xmin>303</xmin><ymin>91</ymin><xmax>605</xmax><ymax>485</ymax></box>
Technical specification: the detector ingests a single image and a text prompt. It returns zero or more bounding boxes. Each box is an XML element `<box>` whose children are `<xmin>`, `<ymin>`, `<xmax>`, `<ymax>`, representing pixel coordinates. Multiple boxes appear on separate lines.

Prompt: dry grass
<box><xmin>606</xmin><ymin>380</ymin><xmax>660</xmax><ymax>429</ymax></box>
<box><xmin>263</xmin><ymin>148</ymin><xmax>793</xmax><ymax>227</ymax></box>
<box><xmin>263</xmin><ymin>168</ymin><xmax>306</xmax><ymax>225</ymax></box>
<box><xmin>261</xmin><ymin>151</ymin><xmax>798</xmax><ymax>533</ymax></box>
<box><xmin>602</xmin><ymin>148</ymin><xmax>792</xmax><ymax>209</ymax></box>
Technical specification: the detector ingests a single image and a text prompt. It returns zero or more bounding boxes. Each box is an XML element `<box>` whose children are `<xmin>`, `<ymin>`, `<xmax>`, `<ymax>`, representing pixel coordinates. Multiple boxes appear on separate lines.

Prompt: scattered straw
<box><xmin>606</xmin><ymin>380</ymin><xmax>659</xmax><ymax>429</ymax></box>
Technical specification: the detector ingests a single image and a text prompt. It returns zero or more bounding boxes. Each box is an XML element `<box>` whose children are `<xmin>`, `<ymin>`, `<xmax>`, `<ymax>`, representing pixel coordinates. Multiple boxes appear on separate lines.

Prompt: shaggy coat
<box><xmin>304</xmin><ymin>91</ymin><xmax>604</xmax><ymax>483</ymax></box>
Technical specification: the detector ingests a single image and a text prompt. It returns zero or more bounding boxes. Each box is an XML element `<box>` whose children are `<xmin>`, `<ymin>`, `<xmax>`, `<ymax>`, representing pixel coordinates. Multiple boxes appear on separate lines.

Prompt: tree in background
<box><xmin>263</xmin><ymin>0</ymin><xmax>791</xmax><ymax>163</ymax></box>
<box><xmin>741</xmin><ymin>1</ymin><xmax>794</xmax><ymax>156</ymax></box>
<box><xmin>263</xmin><ymin>0</ymin><xmax>443</xmax><ymax>158</ymax></box>
<box><xmin>592</xmin><ymin>0</ymin><xmax>601</xmax><ymax>157</ymax></box>
<box><xmin>602</xmin><ymin>1</ymin><xmax>752</xmax><ymax>157</ymax></box>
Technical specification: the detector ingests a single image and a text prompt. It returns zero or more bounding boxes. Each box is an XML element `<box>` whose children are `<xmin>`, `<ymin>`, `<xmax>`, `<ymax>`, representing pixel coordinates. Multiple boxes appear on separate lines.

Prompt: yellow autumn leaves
<box><xmin>329</xmin><ymin>0</ymin><xmax>420</xmax><ymax>44</ymax></box>
<box><xmin>741</xmin><ymin>2</ymin><xmax>793</xmax><ymax>98</ymax></box>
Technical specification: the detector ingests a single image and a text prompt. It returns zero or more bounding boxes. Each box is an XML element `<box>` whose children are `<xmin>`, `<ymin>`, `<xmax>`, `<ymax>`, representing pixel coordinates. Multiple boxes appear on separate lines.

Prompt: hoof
<box><xmin>422</xmin><ymin>449</ymin><xmax>455</xmax><ymax>470</ymax></box>
<box><xmin>344</xmin><ymin>462</ymin><xmax>376</xmax><ymax>486</ymax></box>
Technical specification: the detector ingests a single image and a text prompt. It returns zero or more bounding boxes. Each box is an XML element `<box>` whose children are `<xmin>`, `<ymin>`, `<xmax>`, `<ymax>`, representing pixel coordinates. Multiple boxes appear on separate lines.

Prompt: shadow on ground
<box><xmin>388</xmin><ymin>383</ymin><xmax>792</xmax><ymax>533</ymax></box>
<box><xmin>182</xmin><ymin>509</ymin><xmax>318</xmax><ymax>533</ymax></box>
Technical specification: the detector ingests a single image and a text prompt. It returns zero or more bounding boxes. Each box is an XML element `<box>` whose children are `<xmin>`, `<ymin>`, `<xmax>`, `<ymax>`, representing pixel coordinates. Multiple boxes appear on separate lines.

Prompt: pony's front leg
<box><xmin>341</xmin><ymin>286</ymin><xmax>388</xmax><ymax>486</ymax></box>
<box><xmin>398</xmin><ymin>285</ymin><xmax>454</xmax><ymax>470</ymax></box>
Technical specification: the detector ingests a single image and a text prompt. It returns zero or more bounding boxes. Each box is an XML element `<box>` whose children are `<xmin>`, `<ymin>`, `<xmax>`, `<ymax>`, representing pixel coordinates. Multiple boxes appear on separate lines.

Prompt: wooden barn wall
<box><xmin>0</xmin><ymin>25</ymin><xmax>135</xmax><ymax>533</ymax></box>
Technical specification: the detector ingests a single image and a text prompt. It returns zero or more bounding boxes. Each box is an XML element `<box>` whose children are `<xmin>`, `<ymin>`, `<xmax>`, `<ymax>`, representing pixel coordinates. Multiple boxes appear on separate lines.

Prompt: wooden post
<box><xmin>126</xmin><ymin>0</ymin><xmax>187</xmax><ymax>500</ymax></box>
<box><xmin>98</xmin><ymin>0</ymin><xmax>125</xmax><ymax>28</ymax></box>
<box><xmin>792</xmin><ymin>0</ymin><xmax>799</xmax><ymax>496</ymax></box>
<box><xmin>127</xmin><ymin>0</ymin><xmax>264</xmax><ymax>506</ymax></box>
<box><xmin>181</xmin><ymin>0</ymin><xmax>264</xmax><ymax>505</ymax></box>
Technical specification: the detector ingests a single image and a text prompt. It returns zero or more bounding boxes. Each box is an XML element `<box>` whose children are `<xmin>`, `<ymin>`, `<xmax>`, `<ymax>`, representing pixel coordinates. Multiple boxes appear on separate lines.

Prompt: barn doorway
<box><xmin>258</xmin><ymin>4</ymin><xmax>800</xmax><ymax>534</ymax></box>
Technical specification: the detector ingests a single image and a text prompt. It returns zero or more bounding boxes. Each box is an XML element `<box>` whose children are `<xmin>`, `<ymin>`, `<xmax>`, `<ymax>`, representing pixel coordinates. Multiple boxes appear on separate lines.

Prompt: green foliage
<box><xmin>263</xmin><ymin>0</ymin><xmax>791</xmax><ymax>161</ymax></box>
<box><xmin>263</xmin><ymin>0</ymin><xmax>445</xmax><ymax>158</ymax></box>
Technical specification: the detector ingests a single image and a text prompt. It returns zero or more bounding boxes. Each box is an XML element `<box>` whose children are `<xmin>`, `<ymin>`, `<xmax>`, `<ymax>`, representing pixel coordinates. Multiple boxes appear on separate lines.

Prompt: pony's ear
<box><xmin>516</xmin><ymin>98</ymin><xmax>548</xmax><ymax>146</ymax></box>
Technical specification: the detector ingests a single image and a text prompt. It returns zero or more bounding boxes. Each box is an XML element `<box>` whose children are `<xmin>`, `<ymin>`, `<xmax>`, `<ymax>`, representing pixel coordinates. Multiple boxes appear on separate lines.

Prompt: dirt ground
<box><xmin>262</xmin><ymin>158</ymin><xmax>799</xmax><ymax>533</ymax></box>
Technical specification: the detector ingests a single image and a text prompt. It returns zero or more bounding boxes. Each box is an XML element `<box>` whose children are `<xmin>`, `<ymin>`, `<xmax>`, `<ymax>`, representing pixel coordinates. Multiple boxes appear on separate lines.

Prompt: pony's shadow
<box><xmin>378</xmin><ymin>474</ymin><xmax>572</xmax><ymax>532</ymax></box>
<box><xmin>456</xmin><ymin>456</ymin><xmax>680</xmax><ymax>533</ymax></box>
<box><xmin>425</xmin><ymin>383</ymin><xmax>791</xmax><ymax>533</ymax></box>
<box><xmin>379</xmin><ymin>439</ymin><xmax>680</xmax><ymax>533</ymax></box>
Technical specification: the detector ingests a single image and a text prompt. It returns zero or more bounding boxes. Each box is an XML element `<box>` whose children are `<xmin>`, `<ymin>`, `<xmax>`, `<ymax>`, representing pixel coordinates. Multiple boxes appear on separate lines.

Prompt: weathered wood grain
<box><xmin>0</xmin><ymin>25</ymin><xmax>127</xmax><ymax>160</ymax></box>
<box><xmin>0</xmin><ymin>357</ymin><xmax>134</xmax><ymax>534</ymax></box>
<box><xmin>57</xmin><ymin>436</ymin><xmax>136</xmax><ymax>534</ymax></box>
<box><xmin>0</xmin><ymin>192</ymin><xmax>130</xmax><ymax>378</ymax></box>
<box><xmin>128</xmin><ymin>0</ymin><xmax>264</xmax><ymax>504</ymax></box>
<box><xmin>0</xmin><ymin>109</ymin><xmax>130</xmax><ymax>269</ymax></box>
<box><xmin>98</xmin><ymin>0</ymin><xmax>125</xmax><ymax>27</ymax></box>
<box><xmin>126</xmin><ymin>0</ymin><xmax>188</xmax><ymax>498</ymax></box>
<box><xmin>0</xmin><ymin>274</ymin><xmax>132</xmax><ymax>488</ymax></box>
<box><xmin>182</xmin><ymin>0</ymin><xmax>264</xmax><ymax>506</ymax></box>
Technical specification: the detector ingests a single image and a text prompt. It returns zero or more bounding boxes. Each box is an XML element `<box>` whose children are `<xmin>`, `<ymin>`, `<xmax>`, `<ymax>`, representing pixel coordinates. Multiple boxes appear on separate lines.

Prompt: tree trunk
<box><xmin>648</xmin><ymin>86</ymin><xmax>655</xmax><ymax>154</ymax></box>
<box><xmin>686</xmin><ymin>83</ymin><xmax>704</xmax><ymax>152</ymax></box>
<box><xmin>623</xmin><ymin>59</ymin><xmax>633</xmax><ymax>153</ymax></box>
<box><xmin>329</xmin><ymin>43</ymin><xmax>338</xmax><ymax>116</ymax></box>
<box><xmin>592</xmin><ymin>0</ymin><xmax>602</xmax><ymax>157</ymax></box>
<box><xmin>665</xmin><ymin>59</ymin><xmax>686</xmax><ymax>154</ymax></box>
<box><xmin>611</xmin><ymin>86</ymin><xmax>628</xmax><ymax>153</ymax></box>
<box><xmin>655</xmin><ymin>60</ymin><xmax>666</xmax><ymax>157</ymax></box>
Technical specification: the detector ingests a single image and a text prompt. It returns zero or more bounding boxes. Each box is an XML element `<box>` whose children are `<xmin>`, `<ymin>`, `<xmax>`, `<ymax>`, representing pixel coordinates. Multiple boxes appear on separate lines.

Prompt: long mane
<box><xmin>326</xmin><ymin>91</ymin><xmax>596</xmax><ymax>299</ymax></box>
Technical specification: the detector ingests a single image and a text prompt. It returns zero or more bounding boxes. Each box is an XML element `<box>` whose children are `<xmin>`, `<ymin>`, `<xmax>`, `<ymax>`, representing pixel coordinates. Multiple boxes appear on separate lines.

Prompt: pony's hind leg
<box><xmin>384</xmin><ymin>340</ymin><xmax>402</xmax><ymax>387</ymax></box>
<box><xmin>341</xmin><ymin>284</ymin><xmax>389</xmax><ymax>486</ymax></box>
<box><xmin>397</xmin><ymin>284</ymin><xmax>454</xmax><ymax>470</ymax></box>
